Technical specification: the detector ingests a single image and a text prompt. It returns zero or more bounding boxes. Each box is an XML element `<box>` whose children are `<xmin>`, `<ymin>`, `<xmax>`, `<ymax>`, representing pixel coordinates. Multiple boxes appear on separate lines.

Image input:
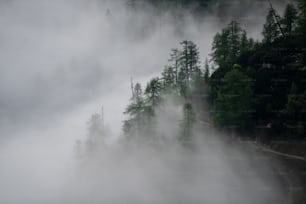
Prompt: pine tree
<box><xmin>124</xmin><ymin>83</ymin><xmax>146</xmax><ymax>137</ymax></box>
<box><xmin>161</xmin><ymin>66</ymin><xmax>175</xmax><ymax>91</ymax></box>
<box><xmin>187</xmin><ymin>41</ymin><xmax>201</xmax><ymax>82</ymax></box>
<box><xmin>295</xmin><ymin>0</ymin><xmax>306</xmax><ymax>67</ymax></box>
<box><xmin>240</xmin><ymin>30</ymin><xmax>249</xmax><ymax>53</ymax></box>
<box><xmin>168</xmin><ymin>48</ymin><xmax>180</xmax><ymax>87</ymax></box>
<box><xmin>211</xmin><ymin>21</ymin><xmax>250</xmax><ymax>69</ymax></box>
<box><xmin>281</xmin><ymin>3</ymin><xmax>298</xmax><ymax>36</ymax></box>
<box><xmin>145</xmin><ymin>78</ymin><xmax>162</xmax><ymax>108</ymax></box>
<box><xmin>262</xmin><ymin>8</ymin><xmax>280</xmax><ymax>43</ymax></box>
<box><xmin>211</xmin><ymin>30</ymin><xmax>230</xmax><ymax>68</ymax></box>
<box><xmin>179</xmin><ymin>40</ymin><xmax>190</xmax><ymax>91</ymax></box>
<box><xmin>178</xmin><ymin>40</ymin><xmax>201</xmax><ymax>98</ymax></box>
<box><xmin>228</xmin><ymin>21</ymin><xmax>242</xmax><ymax>60</ymax></box>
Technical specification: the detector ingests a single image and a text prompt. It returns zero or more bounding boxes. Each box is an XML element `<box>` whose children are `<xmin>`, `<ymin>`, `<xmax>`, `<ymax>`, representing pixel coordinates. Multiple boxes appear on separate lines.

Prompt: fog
<box><xmin>0</xmin><ymin>0</ymin><xmax>290</xmax><ymax>203</ymax></box>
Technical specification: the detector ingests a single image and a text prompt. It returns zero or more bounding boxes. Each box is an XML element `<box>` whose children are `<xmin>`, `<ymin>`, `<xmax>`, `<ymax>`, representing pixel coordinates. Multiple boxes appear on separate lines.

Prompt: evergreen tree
<box><xmin>211</xmin><ymin>29</ymin><xmax>230</xmax><ymax>68</ymax></box>
<box><xmin>161</xmin><ymin>66</ymin><xmax>175</xmax><ymax>91</ymax></box>
<box><xmin>240</xmin><ymin>30</ymin><xmax>249</xmax><ymax>53</ymax></box>
<box><xmin>262</xmin><ymin>8</ymin><xmax>280</xmax><ymax>43</ymax></box>
<box><xmin>213</xmin><ymin>65</ymin><xmax>254</xmax><ymax>131</ymax></box>
<box><xmin>296</xmin><ymin>0</ymin><xmax>306</xmax><ymax>66</ymax></box>
<box><xmin>124</xmin><ymin>83</ymin><xmax>146</xmax><ymax>137</ymax></box>
<box><xmin>168</xmin><ymin>48</ymin><xmax>180</xmax><ymax>87</ymax></box>
<box><xmin>228</xmin><ymin>21</ymin><xmax>242</xmax><ymax>60</ymax></box>
<box><xmin>125</xmin><ymin>83</ymin><xmax>145</xmax><ymax>117</ymax></box>
<box><xmin>145</xmin><ymin>78</ymin><xmax>162</xmax><ymax>108</ymax></box>
<box><xmin>211</xmin><ymin>21</ymin><xmax>250</xmax><ymax>69</ymax></box>
<box><xmin>178</xmin><ymin>40</ymin><xmax>201</xmax><ymax>98</ymax></box>
<box><xmin>281</xmin><ymin>3</ymin><xmax>298</xmax><ymax>36</ymax></box>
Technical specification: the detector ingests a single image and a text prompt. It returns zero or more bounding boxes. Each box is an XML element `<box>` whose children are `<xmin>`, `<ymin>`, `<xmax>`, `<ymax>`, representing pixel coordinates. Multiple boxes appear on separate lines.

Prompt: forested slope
<box><xmin>121</xmin><ymin>0</ymin><xmax>306</xmax><ymax>141</ymax></box>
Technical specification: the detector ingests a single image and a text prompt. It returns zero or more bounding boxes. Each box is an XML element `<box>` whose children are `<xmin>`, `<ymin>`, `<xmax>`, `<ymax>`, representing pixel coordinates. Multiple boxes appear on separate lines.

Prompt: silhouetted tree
<box><xmin>281</xmin><ymin>3</ymin><xmax>298</xmax><ymax>36</ymax></box>
<box><xmin>262</xmin><ymin>8</ymin><xmax>280</xmax><ymax>43</ymax></box>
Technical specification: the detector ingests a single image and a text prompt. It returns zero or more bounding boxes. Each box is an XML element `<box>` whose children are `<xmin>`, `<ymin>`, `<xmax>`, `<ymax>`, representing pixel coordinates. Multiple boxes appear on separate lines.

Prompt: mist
<box><xmin>0</xmin><ymin>0</ymin><xmax>292</xmax><ymax>203</ymax></box>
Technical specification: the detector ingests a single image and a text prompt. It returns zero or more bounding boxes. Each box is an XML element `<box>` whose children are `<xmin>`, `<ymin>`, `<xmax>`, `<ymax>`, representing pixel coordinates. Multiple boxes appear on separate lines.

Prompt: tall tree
<box><xmin>211</xmin><ymin>29</ymin><xmax>230</xmax><ymax>68</ymax></box>
<box><xmin>161</xmin><ymin>66</ymin><xmax>175</xmax><ymax>91</ymax></box>
<box><xmin>145</xmin><ymin>78</ymin><xmax>162</xmax><ymax>108</ymax></box>
<box><xmin>178</xmin><ymin>40</ymin><xmax>201</xmax><ymax>98</ymax></box>
<box><xmin>281</xmin><ymin>3</ymin><xmax>298</xmax><ymax>36</ymax></box>
<box><xmin>262</xmin><ymin>8</ymin><xmax>280</xmax><ymax>43</ymax></box>
<box><xmin>228</xmin><ymin>21</ymin><xmax>242</xmax><ymax>60</ymax></box>
<box><xmin>124</xmin><ymin>83</ymin><xmax>146</xmax><ymax>137</ymax></box>
<box><xmin>211</xmin><ymin>21</ymin><xmax>250</xmax><ymax>69</ymax></box>
<box><xmin>168</xmin><ymin>48</ymin><xmax>180</xmax><ymax>87</ymax></box>
<box><xmin>295</xmin><ymin>0</ymin><xmax>306</xmax><ymax>66</ymax></box>
<box><xmin>240</xmin><ymin>30</ymin><xmax>249</xmax><ymax>53</ymax></box>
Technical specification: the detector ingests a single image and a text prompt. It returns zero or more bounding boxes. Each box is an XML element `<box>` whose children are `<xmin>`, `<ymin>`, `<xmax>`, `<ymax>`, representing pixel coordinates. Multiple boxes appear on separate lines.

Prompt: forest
<box><xmin>117</xmin><ymin>0</ymin><xmax>306</xmax><ymax>142</ymax></box>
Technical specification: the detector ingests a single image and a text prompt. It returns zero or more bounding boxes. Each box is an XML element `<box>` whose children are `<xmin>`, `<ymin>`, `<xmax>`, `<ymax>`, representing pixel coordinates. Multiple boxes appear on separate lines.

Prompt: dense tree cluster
<box><xmin>210</xmin><ymin>2</ymin><xmax>306</xmax><ymax>138</ymax></box>
<box><xmin>123</xmin><ymin>1</ymin><xmax>306</xmax><ymax>141</ymax></box>
<box><xmin>123</xmin><ymin>40</ymin><xmax>206</xmax><ymax>141</ymax></box>
<box><xmin>83</xmin><ymin>1</ymin><xmax>306</xmax><ymax>149</ymax></box>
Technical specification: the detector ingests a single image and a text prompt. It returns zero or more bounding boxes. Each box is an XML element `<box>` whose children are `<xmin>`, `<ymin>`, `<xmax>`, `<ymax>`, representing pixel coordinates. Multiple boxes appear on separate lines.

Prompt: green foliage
<box><xmin>213</xmin><ymin>65</ymin><xmax>254</xmax><ymax>131</ymax></box>
<box><xmin>123</xmin><ymin>1</ymin><xmax>306</xmax><ymax>140</ymax></box>
<box><xmin>211</xmin><ymin>21</ymin><xmax>254</xmax><ymax>69</ymax></box>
